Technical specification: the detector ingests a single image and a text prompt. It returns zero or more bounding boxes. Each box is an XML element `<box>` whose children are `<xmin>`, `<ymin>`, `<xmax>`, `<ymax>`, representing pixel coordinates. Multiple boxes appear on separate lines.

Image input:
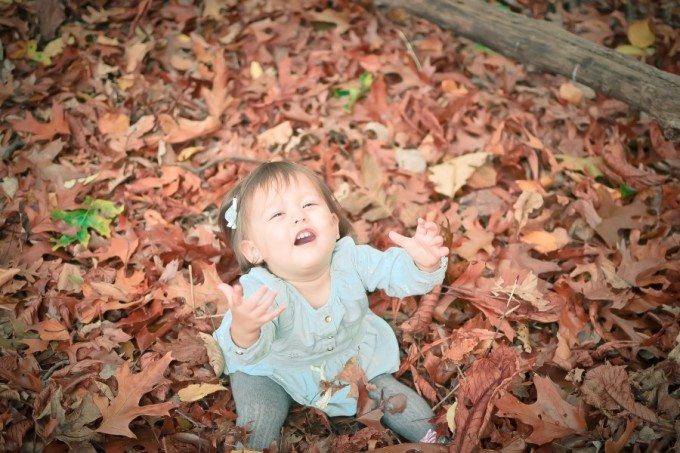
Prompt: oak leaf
<box><xmin>95</xmin><ymin>352</ymin><xmax>175</xmax><ymax>437</ymax></box>
<box><xmin>9</xmin><ymin>100</ymin><xmax>70</xmax><ymax>142</ymax></box>
<box><xmin>494</xmin><ymin>375</ymin><xmax>586</xmax><ymax>444</ymax></box>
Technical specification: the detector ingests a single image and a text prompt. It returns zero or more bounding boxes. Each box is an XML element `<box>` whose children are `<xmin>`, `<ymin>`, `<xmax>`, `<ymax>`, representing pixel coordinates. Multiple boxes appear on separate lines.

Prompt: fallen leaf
<box><xmin>0</xmin><ymin>268</ymin><xmax>20</xmax><ymax>287</ymax></box>
<box><xmin>581</xmin><ymin>364</ymin><xmax>659</xmax><ymax>424</ymax></box>
<box><xmin>452</xmin><ymin>345</ymin><xmax>519</xmax><ymax>453</ymax></box>
<box><xmin>520</xmin><ymin>227</ymin><xmax>570</xmax><ymax>254</ymax></box>
<box><xmin>513</xmin><ymin>190</ymin><xmax>543</xmax><ymax>231</ymax></box>
<box><xmin>627</xmin><ymin>20</ymin><xmax>655</xmax><ymax>48</ymax></box>
<box><xmin>428</xmin><ymin>152</ymin><xmax>490</xmax><ymax>198</ymax></box>
<box><xmin>257</xmin><ymin>121</ymin><xmax>293</xmax><ymax>149</ymax></box>
<box><xmin>177</xmin><ymin>383</ymin><xmax>227</xmax><ymax>402</ymax></box>
<box><xmin>9</xmin><ymin>100</ymin><xmax>70</xmax><ymax>142</ymax></box>
<box><xmin>199</xmin><ymin>332</ymin><xmax>225</xmax><ymax>376</ymax></box>
<box><xmin>494</xmin><ymin>375</ymin><xmax>587</xmax><ymax>444</ymax></box>
<box><xmin>559</xmin><ymin>82</ymin><xmax>583</xmax><ymax>104</ymax></box>
<box><xmin>95</xmin><ymin>352</ymin><xmax>176</xmax><ymax>437</ymax></box>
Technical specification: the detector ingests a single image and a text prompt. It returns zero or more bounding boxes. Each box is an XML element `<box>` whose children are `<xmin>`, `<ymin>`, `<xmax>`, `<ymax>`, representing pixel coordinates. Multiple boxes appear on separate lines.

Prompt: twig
<box><xmin>432</xmin><ymin>382</ymin><xmax>459</xmax><ymax>411</ymax></box>
<box><xmin>172</xmin><ymin>155</ymin><xmax>265</xmax><ymax>175</ymax></box>
<box><xmin>189</xmin><ymin>264</ymin><xmax>196</xmax><ymax>313</ymax></box>
<box><xmin>397</xmin><ymin>29</ymin><xmax>422</xmax><ymax>72</ymax></box>
<box><xmin>486</xmin><ymin>276</ymin><xmax>520</xmax><ymax>356</ymax></box>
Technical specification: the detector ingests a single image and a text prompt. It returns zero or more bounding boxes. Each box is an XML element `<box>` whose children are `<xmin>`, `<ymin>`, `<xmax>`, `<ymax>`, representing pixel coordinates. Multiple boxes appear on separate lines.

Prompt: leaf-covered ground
<box><xmin>1</xmin><ymin>0</ymin><xmax>679</xmax><ymax>452</ymax></box>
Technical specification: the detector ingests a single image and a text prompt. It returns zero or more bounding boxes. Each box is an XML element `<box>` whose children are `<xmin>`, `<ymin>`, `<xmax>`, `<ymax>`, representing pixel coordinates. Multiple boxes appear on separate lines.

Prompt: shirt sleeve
<box><xmin>346</xmin><ymin>238</ymin><xmax>447</xmax><ymax>298</ymax></box>
<box><xmin>212</xmin><ymin>273</ymin><xmax>278</xmax><ymax>367</ymax></box>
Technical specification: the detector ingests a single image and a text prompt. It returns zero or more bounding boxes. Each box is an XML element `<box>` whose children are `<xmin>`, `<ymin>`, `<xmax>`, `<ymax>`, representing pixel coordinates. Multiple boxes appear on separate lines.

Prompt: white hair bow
<box><xmin>224</xmin><ymin>198</ymin><xmax>238</xmax><ymax>229</ymax></box>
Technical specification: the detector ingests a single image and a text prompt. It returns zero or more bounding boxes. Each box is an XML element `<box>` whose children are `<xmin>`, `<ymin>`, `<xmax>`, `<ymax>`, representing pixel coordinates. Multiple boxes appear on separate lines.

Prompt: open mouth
<box><xmin>294</xmin><ymin>230</ymin><xmax>316</xmax><ymax>245</ymax></box>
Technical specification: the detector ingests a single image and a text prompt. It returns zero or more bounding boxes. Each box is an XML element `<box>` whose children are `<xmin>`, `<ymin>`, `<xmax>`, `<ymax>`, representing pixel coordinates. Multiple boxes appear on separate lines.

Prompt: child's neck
<box><xmin>288</xmin><ymin>268</ymin><xmax>331</xmax><ymax>309</ymax></box>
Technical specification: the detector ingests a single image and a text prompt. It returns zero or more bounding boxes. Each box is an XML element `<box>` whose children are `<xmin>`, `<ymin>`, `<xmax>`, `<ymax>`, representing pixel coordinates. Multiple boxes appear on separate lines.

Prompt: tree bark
<box><xmin>378</xmin><ymin>0</ymin><xmax>680</xmax><ymax>141</ymax></box>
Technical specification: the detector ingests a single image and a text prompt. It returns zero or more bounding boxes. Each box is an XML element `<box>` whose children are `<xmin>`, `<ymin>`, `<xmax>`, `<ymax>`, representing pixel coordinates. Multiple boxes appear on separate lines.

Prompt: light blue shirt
<box><xmin>213</xmin><ymin>236</ymin><xmax>445</xmax><ymax>416</ymax></box>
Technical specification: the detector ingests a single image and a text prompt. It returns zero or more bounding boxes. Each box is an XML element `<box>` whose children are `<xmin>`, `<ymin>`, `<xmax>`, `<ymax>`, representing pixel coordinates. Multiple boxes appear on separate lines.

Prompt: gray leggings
<box><xmin>229</xmin><ymin>372</ymin><xmax>435</xmax><ymax>450</ymax></box>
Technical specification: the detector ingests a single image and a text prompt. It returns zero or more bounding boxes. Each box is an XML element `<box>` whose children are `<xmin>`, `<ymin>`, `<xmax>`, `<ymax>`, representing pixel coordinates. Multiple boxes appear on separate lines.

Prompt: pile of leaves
<box><xmin>1</xmin><ymin>0</ymin><xmax>678</xmax><ymax>451</ymax></box>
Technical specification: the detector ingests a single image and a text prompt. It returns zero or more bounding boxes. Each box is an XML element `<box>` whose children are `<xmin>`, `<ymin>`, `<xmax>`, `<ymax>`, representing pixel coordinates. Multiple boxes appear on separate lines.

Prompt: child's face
<box><xmin>239</xmin><ymin>174</ymin><xmax>340</xmax><ymax>281</ymax></box>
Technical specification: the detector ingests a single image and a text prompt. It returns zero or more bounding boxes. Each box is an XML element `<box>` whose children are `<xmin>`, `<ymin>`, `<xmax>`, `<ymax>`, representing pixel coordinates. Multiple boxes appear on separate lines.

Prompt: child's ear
<box><xmin>332</xmin><ymin>213</ymin><xmax>340</xmax><ymax>239</ymax></box>
<box><xmin>239</xmin><ymin>240</ymin><xmax>261</xmax><ymax>264</ymax></box>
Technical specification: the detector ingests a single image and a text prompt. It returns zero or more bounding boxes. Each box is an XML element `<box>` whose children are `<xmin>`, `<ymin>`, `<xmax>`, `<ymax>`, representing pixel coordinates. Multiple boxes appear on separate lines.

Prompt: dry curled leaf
<box><xmin>452</xmin><ymin>345</ymin><xmax>520</xmax><ymax>453</ymax></box>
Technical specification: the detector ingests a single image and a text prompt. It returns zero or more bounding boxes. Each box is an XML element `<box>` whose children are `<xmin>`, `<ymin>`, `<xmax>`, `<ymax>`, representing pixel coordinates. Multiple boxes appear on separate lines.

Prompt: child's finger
<box><xmin>388</xmin><ymin>230</ymin><xmax>410</xmax><ymax>248</ymax></box>
<box><xmin>253</xmin><ymin>290</ymin><xmax>278</xmax><ymax>315</ymax></box>
<box><xmin>263</xmin><ymin>304</ymin><xmax>286</xmax><ymax>323</ymax></box>
<box><xmin>438</xmin><ymin>246</ymin><xmax>449</xmax><ymax>257</ymax></box>
<box><xmin>218</xmin><ymin>283</ymin><xmax>235</xmax><ymax>307</ymax></box>
<box><xmin>244</xmin><ymin>286</ymin><xmax>269</xmax><ymax>308</ymax></box>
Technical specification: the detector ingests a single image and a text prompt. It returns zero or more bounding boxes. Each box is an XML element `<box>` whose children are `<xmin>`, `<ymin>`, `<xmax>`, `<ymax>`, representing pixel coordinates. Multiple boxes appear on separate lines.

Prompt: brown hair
<box><xmin>219</xmin><ymin>161</ymin><xmax>354</xmax><ymax>272</ymax></box>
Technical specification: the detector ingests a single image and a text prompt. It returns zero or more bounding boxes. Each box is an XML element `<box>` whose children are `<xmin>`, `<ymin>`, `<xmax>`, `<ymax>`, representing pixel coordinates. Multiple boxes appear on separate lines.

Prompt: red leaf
<box><xmin>494</xmin><ymin>375</ymin><xmax>587</xmax><ymax>444</ymax></box>
<box><xmin>9</xmin><ymin>100</ymin><xmax>70</xmax><ymax>142</ymax></box>
<box><xmin>95</xmin><ymin>353</ymin><xmax>176</xmax><ymax>437</ymax></box>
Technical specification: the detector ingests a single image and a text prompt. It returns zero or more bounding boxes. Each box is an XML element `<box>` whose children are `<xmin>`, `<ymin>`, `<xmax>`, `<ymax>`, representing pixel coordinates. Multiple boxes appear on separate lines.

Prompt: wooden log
<box><xmin>378</xmin><ymin>0</ymin><xmax>680</xmax><ymax>140</ymax></box>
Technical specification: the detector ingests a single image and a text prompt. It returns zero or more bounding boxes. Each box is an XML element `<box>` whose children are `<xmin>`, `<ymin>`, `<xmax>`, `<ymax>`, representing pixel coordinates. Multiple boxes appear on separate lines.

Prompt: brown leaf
<box><xmin>494</xmin><ymin>375</ymin><xmax>586</xmax><ymax>444</ymax></box>
<box><xmin>581</xmin><ymin>364</ymin><xmax>659</xmax><ymax>423</ymax></box>
<box><xmin>37</xmin><ymin>0</ymin><xmax>66</xmax><ymax>39</ymax></box>
<box><xmin>95</xmin><ymin>352</ymin><xmax>176</xmax><ymax>437</ymax></box>
<box><xmin>8</xmin><ymin>100</ymin><xmax>70</xmax><ymax>142</ymax></box>
<box><xmin>400</xmin><ymin>285</ymin><xmax>441</xmax><ymax>334</ymax></box>
<box><xmin>452</xmin><ymin>345</ymin><xmax>520</xmax><ymax>453</ymax></box>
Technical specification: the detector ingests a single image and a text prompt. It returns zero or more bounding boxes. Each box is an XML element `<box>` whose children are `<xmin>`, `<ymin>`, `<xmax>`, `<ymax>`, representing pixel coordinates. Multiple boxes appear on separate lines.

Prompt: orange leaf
<box><xmin>30</xmin><ymin>319</ymin><xmax>70</xmax><ymax>341</ymax></box>
<box><xmin>9</xmin><ymin>100</ymin><xmax>70</xmax><ymax>142</ymax></box>
<box><xmin>95</xmin><ymin>352</ymin><xmax>175</xmax><ymax>437</ymax></box>
<box><xmin>494</xmin><ymin>375</ymin><xmax>587</xmax><ymax>444</ymax></box>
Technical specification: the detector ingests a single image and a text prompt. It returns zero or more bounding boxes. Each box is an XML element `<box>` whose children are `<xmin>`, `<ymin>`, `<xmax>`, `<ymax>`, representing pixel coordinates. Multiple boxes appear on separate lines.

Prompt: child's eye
<box><xmin>303</xmin><ymin>202</ymin><xmax>317</xmax><ymax>208</ymax></box>
<box><xmin>269</xmin><ymin>212</ymin><xmax>283</xmax><ymax>220</ymax></box>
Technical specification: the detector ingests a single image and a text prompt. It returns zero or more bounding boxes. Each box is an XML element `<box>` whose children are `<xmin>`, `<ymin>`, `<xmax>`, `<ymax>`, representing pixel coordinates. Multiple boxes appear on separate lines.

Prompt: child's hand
<box><xmin>388</xmin><ymin>218</ymin><xmax>449</xmax><ymax>272</ymax></box>
<box><xmin>219</xmin><ymin>283</ymin><xmax>286</xmax><ymax>349</ymax></box>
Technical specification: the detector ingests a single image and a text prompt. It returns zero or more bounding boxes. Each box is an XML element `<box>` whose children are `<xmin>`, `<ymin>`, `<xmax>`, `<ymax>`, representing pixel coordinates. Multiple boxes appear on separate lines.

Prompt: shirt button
<box><xmin>324</xmin><ymin>315</ymin><xmax>332</xmax><ymax>323</ymax></box>
<box><xmin>235</xmin><ymin>350</ymin><xmax>244</xmax><ymax>355</ymax></box>
<box><xmin>327</xmin><ymin>335</ymin><xmax>334</xmax><ymax>339</ymax></box>
<box><xmin>327</xmin><ymin>346</ymin><xmax>334</xmax><ymax>351</ymax></box>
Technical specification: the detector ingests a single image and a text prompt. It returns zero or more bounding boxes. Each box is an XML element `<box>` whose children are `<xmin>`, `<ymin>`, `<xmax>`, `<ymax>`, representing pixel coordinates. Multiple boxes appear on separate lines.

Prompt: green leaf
<box><xmin>473</xmin><ymin>43</ymin><xmax>496</xmax><ymax>55</ymax></box>
<box><xmin>51</xmin><ymin>198</ymin><xmax>124</xmax><ymax>250</ymax></box>
<box><xmin>619</xmin><ymin>184</ymin><xmax>636</xmax><ymax>199</ymax></box>
<box><xmin>359</xmin><ymin>72</ymin><xmax>374</xmax><ymax>90</ymax></box>
<box><xmin>333</xmin><ymin>72</ymin><xmax>375</xmax><ymax>111</ymax></box>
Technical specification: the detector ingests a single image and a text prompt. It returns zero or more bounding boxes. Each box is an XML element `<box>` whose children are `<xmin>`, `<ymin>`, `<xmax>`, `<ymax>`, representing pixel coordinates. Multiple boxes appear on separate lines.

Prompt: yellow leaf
<box><xmin>556</xmin><ymin>154</ymin><xmax>604</xmax><ymax>178</ymax></box>
<box><xmin>250</xmin><ymin>61</ymin><xmax>263</xmax><ymax>80</ymax></box>
<box><xmin>615</xmin><ymin>44</ymin><xmax>647</xmax><ymax>57</ymax></box>
<box><xmin>178</xmin><ymin>383</ymin><xmax>227</xmax><ymax>402</ymax></box>
<box><xmin>446</xmin><ymin>400</ymin><xmax>458</xmax><ymax>433</ymax></box>
<box><xmin>628</xmin><ymin>20</ymin><xmax>655</xmax><ymax>48</ymax></box>
<box><xmin>199</xmin><ymin>332</ymin><xmax>225</xmax><ymax>376</ymax></box>
<box><xmin>178</xmin><ymin>146</ymin><xmax>204</xmax><ymax>161</ymax></box>
<box><xmin>428</xmin><ymin>152</ymin><xmax>490</xmax><ymax>198</ymax></box>
<box><xmin>26</xmin><ymin>38</ymin><xmax>65</xmax><ymax>65</ymax></box>
<box><xmin>559</xmin><ymin>82</ymin><xmax>583</xmax><ymax>104</ymax></box>
<box><xmin>521</xmin><ymin>227</ymin><xmax>570</xmax><ymax>254</ymax></box>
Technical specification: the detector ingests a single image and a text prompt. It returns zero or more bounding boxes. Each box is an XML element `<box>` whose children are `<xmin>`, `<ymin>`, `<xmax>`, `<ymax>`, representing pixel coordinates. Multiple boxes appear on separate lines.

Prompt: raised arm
<box><xmin>388</xmin><ymin>218</ymin><xmax>449</xmax><ymax>272</ymax></box>
<box><xmin>219</xmin><ymin>283</ymin><xmax>286</xmax><ymax>348</ymax></box>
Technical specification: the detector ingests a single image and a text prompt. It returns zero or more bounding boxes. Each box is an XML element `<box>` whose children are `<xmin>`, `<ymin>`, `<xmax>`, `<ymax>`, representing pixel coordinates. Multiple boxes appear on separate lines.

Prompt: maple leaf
<box><xmin>95</xmin><ymin>352</ymin><xmax>176</xmax><ymax>438</ymax></box>
<box><xmin>51</xmin><ymin>197</ymin><xmax>124</xmax><ymax>249</ymax></box>
<box><xmin>494</xmin><ymin>375</ymin><xmax>587</xmax><ymax>444</ymax></box>
<box><xmin>8</xmin><ymin>100</ymin><xmax>70</xmax><ymax>142</ymax></box>
<box><xmin>452</xmin><ymin>345</ymin><xmax>519</xmax><ymax>453</ymax></box>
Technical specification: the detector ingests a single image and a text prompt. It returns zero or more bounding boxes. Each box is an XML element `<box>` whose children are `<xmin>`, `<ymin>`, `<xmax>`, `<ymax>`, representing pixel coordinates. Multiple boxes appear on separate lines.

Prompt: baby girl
<box><xmin>213</xmin><ymin>161</ymin><xmax>448</xmax><ymax>450</ymax></box>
